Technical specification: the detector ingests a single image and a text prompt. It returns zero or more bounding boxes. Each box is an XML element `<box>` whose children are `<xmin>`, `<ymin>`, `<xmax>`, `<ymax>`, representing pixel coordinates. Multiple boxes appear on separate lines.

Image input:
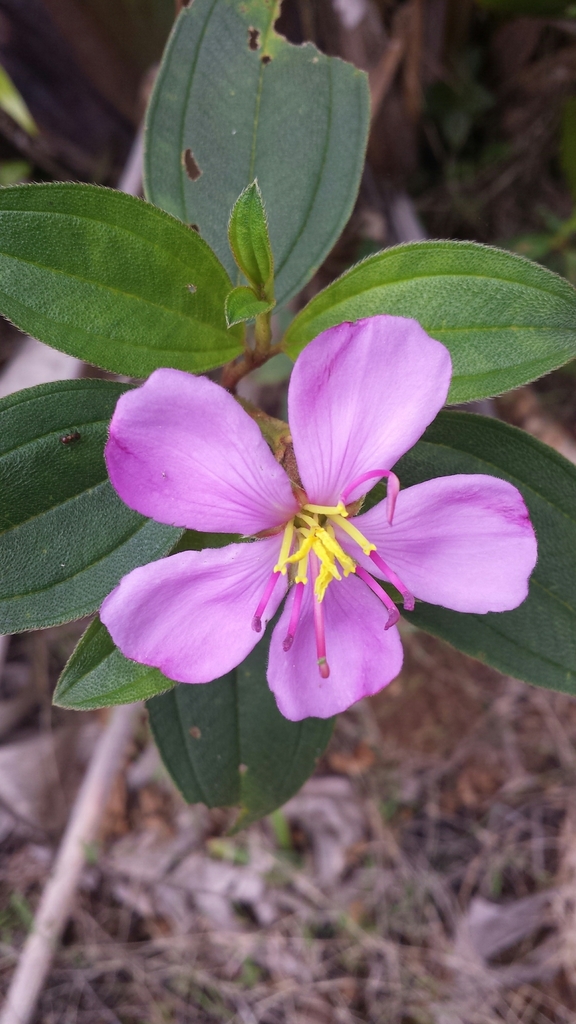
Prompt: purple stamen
<box><xmin>310</xmin><ymin>554</ymin><xmax>330</xmax><ymax>679</ymax></box>
<box><xmin>355</xmin><ymin>566</ymin><xmax>400</xmax><ymax>629</ymax></box>
<box><xmin>369</xmin><ymin>551</ymin><xmax>415</xmax><ymax>611</ymax></box>
<box><xmin>252</xmin><ymin>570</ymin><xmax>281</xmax><ymax>632</ymax></box>
<box><xmin>341</xmin><ymin>469</ymin><xmax>399</xmax><ymax>523</ymax></box>
<box><xmin>283</xmin><ymin>581</ymin><xmax>305</xmax><ymax>651</ymax></box>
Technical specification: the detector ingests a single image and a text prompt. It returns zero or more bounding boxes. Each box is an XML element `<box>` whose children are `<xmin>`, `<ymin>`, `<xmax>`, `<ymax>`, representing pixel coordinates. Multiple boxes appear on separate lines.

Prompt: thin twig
<box><xmin>0</xmin><ymin>702</ymin><xmax>141</xmax><ymax>1024</ymax></box>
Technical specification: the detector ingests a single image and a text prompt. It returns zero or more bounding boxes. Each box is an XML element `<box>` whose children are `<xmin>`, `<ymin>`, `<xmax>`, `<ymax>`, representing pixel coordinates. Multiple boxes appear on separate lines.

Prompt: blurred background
<box><xmin>3</xmin><ymin>1</ymin><xmax>576</xmax><ymax>1021</ymax></box>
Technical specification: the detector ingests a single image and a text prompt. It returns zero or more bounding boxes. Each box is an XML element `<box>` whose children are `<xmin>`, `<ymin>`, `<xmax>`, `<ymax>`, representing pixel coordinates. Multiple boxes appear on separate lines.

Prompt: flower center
<box><xmin>276</xmin><ymin>501</ymin><xmax>358</xmax><ymax>602</ymax></box>
<box><xmin>251</xmin><ymin>470</ymin><xmax>416</xmax><ymax>679</ymax></box>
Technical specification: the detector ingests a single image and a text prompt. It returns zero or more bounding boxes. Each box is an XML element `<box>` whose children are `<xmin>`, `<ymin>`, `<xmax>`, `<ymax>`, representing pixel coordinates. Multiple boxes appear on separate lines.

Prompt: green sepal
<box><xmin>54</xmin><ymin>616</ymin><xmax>176</xmax><ymax>709</ymax></box>
<box><xmin>228</xmin><ymin>181</ymin><xmax>274</xmax><ymax>299</ymax></box>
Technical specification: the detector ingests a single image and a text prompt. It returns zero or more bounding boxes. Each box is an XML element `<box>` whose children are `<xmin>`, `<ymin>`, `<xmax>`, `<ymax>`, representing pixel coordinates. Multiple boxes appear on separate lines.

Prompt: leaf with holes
<box><xmin>374</xmin><ymin>411</ymin><xmax>576</xmax><ymax>694</ymax></box>
<box><xmin>0</xmin><ymin>183</ymin><xmax>242</xmax><ymax>378</ymax></box>
<box><xmin>54</xmin><ymin>616</ymin><xmax>175</xmax><ymax>709</ymax></box>
<box><xmin>147</xmin><ymin>620</ymin><xmax>334</xmax><ymax>827</ymax></box>
<box><xmin>145</xmin><ymin>0</ymin><xmax>369</xmax><ymax>307</ymax></box>
<box><xmin>284</xmin><ymin>241</ymin><xmax>576</xmax><ymax>403</ymax></box>
<box><xmin>0</xmin><ymin>379</ymin><xmax>181</xmax><ymax>633</ymax></box>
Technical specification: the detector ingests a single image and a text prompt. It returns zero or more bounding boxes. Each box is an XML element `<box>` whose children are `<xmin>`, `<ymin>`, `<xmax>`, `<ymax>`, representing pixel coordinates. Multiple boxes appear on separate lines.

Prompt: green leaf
<box><xmin>388</xmin><ymin>412</ymin><xmax>576</xmax><ymax>694</ymax></box>
<box><xmin>145</xmin><ymin>0</ymin><xmax>369</xmax><ymax>307</ymax></box>
<box><xmin>228</xmin><ymin>181</ymin><xmax>274</xmax><ymax>298</ymax></box>
<box><xmin>284</xmin><ymin>241</ymin><xmax>576</xmax><ymax>404</ymax></box>
<box><xmin>0</xmin><ymin>379</ymin><xmax>180</xmax><ymax>633</ymax></box>
<box><xmin>147</xmin><ymin>622</ymin><xmax>334</xmax><ymax>827</ymax></box>
<box><xmin>54</xmin><ymin>616</ymin><xmax>175</xmax><ymax>709</ymax></box>
<box><xmin>225</xmin><ymin>286</ymin><xmax>274</xmax><ymax>327</ymax></box>
<box><xmin>0</xmin><ymin>182</ymin><xmax>243</xmax><ymax>378</ymax></box>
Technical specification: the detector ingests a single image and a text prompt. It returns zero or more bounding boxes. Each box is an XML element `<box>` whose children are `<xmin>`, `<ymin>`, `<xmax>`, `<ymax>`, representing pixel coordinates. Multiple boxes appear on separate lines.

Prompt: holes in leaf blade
<box><xmin>182</xmin><ymin>148</ymin><xmax>202</xmax><ymax>181</ymax></box>
<box><xmin>248</xmin><ymin>27</ymin><xmax>260</xmax><ymax>50</ymax></box>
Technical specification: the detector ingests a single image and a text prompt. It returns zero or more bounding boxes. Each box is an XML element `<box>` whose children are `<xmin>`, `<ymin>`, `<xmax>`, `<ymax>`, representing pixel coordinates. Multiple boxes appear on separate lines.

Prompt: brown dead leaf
<box><xmin>328</xmin><ymin>740</ymin><xmax>375</xmax><ymax>776</ymax></box>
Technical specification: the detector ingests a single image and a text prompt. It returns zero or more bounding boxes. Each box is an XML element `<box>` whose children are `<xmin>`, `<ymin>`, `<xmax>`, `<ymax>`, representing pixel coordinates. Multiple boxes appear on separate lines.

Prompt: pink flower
<box><xmin>101</xmin><ymin>316</ymin><xmax>537</xmax><ymax>721</ymax></box>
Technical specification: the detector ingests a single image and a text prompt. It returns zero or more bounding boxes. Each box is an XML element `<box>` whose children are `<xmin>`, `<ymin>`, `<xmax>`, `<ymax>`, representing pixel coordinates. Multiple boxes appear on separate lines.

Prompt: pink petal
<box><xmin>106</xmin><ymin>368</ymin><xmax>298</xmax><ymax>534</ymax></box>
<box><xmin>288</xmin><ymin>316</ymin><xmax>452</xmax><ymax>505</ymax></box>
<box><xmin>100</xmin><ymin>536</ymin><xmax>286</xmax><ymax>683</ymax></box>
<box><xmin>267</xmin><ymin>574</ymin><xmax>404</xmax><ymax>721</ymax></box>
<box><xmin>353</xmin><ymin>475</ymin><xmax>537</xmax><ymax>613</ymax></box>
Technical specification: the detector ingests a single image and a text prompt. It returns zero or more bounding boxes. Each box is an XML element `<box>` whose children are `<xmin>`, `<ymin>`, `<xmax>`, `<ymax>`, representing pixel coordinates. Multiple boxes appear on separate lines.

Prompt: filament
<box><xmin>310</xmin><ymin>553</ymin><xmax>330</xmax><ymax>678</ymax></box>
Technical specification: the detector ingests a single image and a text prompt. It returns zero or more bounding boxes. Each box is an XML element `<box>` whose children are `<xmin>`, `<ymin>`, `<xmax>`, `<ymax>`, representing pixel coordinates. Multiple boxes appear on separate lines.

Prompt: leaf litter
<box><xmin>2</xmin><ymin>614</ymin><xmax>576</xmax><ymax>1022</ymax></box>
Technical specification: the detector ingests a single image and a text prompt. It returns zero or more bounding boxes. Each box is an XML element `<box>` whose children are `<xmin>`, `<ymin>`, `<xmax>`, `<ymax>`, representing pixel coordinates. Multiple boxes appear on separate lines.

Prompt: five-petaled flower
<box><xmin>101</xmin><ymin>315</ymin><xmax>537</xmax><ymax>721</ymax></box>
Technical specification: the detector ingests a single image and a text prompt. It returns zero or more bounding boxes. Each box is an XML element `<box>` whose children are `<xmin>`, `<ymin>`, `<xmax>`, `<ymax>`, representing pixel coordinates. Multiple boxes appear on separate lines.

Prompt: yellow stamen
<box><xmin>273</xmin><ymin>520</ymin><xmax>295</xmax><ymax>574</ymax></box>
<box><xmin>317</xmin><ymin>525</ymin><xmax>356</xmax><ymax>576</ymax></box>
<box><xmin>285</xmin><ymin>530</ymin><xmax>315</xmax><ymax>566</ymax></box>
<box><xmin>332</xmin><ymin>514</ymin><xmax>376</xmax><ymax>557</ymax></box>
<box><xmin>312</xmin><ymin>537</ymin><xmax>341</xmax><ymax>581</ymax></box>
<box><xmin>295</xmin><ymin>551</ymin><xmax>309</xmax><ymax>585</ymax></box>
<box><xmin>274</xmin><ymin>499</ymin><xmax>376</xmax><ymax>602</ymax></box>
<box><xmin>303</xmin><ymin>501</ymin><xmax>348</xmax><ymax>518</ymax></box>
<box><xmin>298</xmin><ymin>512</ymin><xmax>318</xmax><ymax>528</ymax></box>
<box><xmin>315</xmin><ymin>563</ymin><xmax>335</xmax><ymax>601</ymax></box>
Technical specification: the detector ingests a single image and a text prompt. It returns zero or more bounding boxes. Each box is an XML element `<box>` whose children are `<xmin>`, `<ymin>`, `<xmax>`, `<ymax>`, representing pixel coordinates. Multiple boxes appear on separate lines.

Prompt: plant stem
<box><xmin>254</xmin><ymin>308</ymin><xmax>273</xmax><ymax>355</ymax></box>
<box><xmin>221</xmin><ymin>339</ymin><xmax>283</xmax><ymax>392</ymax></box>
